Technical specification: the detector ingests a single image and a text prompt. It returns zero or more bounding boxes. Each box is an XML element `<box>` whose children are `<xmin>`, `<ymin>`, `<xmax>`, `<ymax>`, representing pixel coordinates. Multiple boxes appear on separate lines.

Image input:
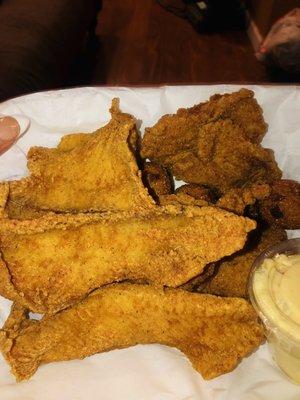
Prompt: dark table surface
<box><xmin>88</xmin><ymin>0</ymin><xmax>299</xmax><ymax>87</ymax></box>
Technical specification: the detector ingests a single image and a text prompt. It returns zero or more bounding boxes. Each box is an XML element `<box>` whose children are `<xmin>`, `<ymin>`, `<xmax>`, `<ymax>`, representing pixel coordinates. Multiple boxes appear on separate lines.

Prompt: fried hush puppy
<box><xmin>0</xmin><ymin>284</ymin><xmax>264</xmax><ymax>381</ymax></box>
<box><xmin>259</xmin><ymin>179</ymin><xmax>300</xmax><ymax>229</ymax></box>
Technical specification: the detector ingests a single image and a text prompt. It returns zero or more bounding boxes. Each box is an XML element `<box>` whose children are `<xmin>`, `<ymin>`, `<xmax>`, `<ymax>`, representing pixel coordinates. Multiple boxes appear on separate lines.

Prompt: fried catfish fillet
<box><xmin>0</xmin><ymin>206</ymin><xmax>255</xmax><ymax>314</ymax></box>
<box><xmin>5</xmin><ymin>99</ymin><xmax>155</xmax><ymax>219</ymax></box>
<box><xmin>0</xmin><ymin>284</ymin><xmax>264</xmax><ymax>381</ymax></box>
<box><xmin>142</xmin><ymin>89</ymin><xmax>267</xmax><ymax>157</ymax></box>
<box><xmin>143</xmin><ymin>117</ymin><xmax>281</xmax><ymax>192</ymax></box>
<box><xmin>202</xmin><ymin>225</ymin><xmax>287</xmax><ymax>298</ymax></box>
<box><xmin>141</xmin><ymin>89</ymin><xmax>281</xmax><ymax>192</ymax></box>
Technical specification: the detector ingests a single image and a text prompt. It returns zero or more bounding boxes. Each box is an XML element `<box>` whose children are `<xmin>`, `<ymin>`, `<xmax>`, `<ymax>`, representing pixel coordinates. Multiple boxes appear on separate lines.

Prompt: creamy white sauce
<box><xmin>252</xmin><ymin>253</ymin><xmax>300</xmax><ymax>384</ymax></box>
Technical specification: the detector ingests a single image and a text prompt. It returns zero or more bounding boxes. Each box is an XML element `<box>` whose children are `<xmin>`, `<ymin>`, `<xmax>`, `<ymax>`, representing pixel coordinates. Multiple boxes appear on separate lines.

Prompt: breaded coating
<box><xmin>159</xmin><ymin>193</ymin><xmax>209</xmax><ymax>207</ymax></box>
<box><xmin>216</xmin><ymin>183</ymin><xmax>271</xmax><ymax>215</ymax></box>
<box><xmin>179</xmin><ymin>263</ymin><xmax>216</xmax><ymax>292</ymax></box>
<box><xmin>0</xmin><ymin>206</ymin><xmax>255</xmax><ymax>314</ymax></box>
<box><xmin>203</xmin><ymin>225</ymin><xmax>287</xmax><ymax>298</ymax></box>
<box><xmin>206</xmin><ymin>90</ymin><xmax>267</xmax><ymax>143</ymax></box>
<box><xmin>143</xmin><ymin>161</ymin><xmax>173</xmax><ymax>198</ymax></box>
<box><xmin>0</xmin><ymin>182</ymin><xmax>9</xmax><ymax>218</ymax></box>
<box><xmin>0</xmin><ymin>284</ymin><xmax>264</xmax><ymax>381</ymax></box>
<box><xmin>160</xmin><ymin>183</ymin><xmax>271</xmax><ymax>216</ymax></box>
<box><xmin>175</xmin><ymin>184</ymin><xmax>218</xmax><ymax>202</ymax></box>
<box><xmin>142</xmin><ymin>89</ymin><xmax>267</xmax><ymax>159</ymax></box>
<box><xmin>6</xmin><ymin>99</ymin><xmax>155</xmax><ymax>218</ymax></box>
<box><xmin>57</xmin><ymin>132</ymin><xmax>94</xmax><ymax>151</ymax></box>
<box><xmin>145</xmin><ymin>118</ymin><xmax>280</xmax><ymax>192</ymax></box>
<box><xmin>4</xmin><ymin>202</ymin><xmax>49</xmax><ymax>219</ymax></box>
<box><xmin>259</xmin><ymin>179</ymin><xmax>300</xmax><ymax>229</ymax></box>
<box><xmin>141</xmin><ymin>90</ymin><xmax>281</xmax><ymax>192</ymax></box>
<box><xmin>5</xmin><ymin>127</ymin><xmax>111</xmax><ymax>220</ymax></box>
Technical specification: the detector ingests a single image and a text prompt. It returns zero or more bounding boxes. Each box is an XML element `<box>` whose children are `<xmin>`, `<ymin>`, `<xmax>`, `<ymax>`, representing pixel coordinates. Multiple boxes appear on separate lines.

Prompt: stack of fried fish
<box><xmin>0</xmin><ymin>90</ymin><xmax>299</xmax><ymax>382</ymax></box>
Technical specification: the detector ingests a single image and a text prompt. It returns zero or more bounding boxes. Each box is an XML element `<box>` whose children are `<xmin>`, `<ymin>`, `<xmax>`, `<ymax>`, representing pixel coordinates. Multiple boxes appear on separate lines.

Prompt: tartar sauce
<box><xmin>252</xmin><ymin>253</ymin><xmax>300</xmax><ymax>384</ymax></box>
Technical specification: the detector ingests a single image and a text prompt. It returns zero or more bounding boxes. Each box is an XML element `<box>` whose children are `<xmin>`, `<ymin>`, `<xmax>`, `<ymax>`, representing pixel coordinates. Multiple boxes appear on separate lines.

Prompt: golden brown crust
<box><xmin>165</xmin><ymin>119</ymin><xmax>280</xmax><ymax>191</ymax></box>
<box><xmin>259</xmin><ymin>179</ymin><xmax>300</xmax><ymax>229</ymax></box>
<box><xmin>4</xmin><ymin>200</ymin><xmax>49</xmax><ymax>220</ymax></box>
<box><xmin>0</xmin><ymin>182</ymin><xmax>9</xmax><ymax>218</ymax></box>
<box><xmin>141</xmin><ymin>89</ymin><xmax>280</xmax><ymax>192</ymax></box>
<box><xmin>143</xmin><ymin>161</ymin><xmax>173</xmax><ymax>198</ymax></box>
<box><xmin>175</xmin><ymin>184</ymin><xmax>217</xmax><ymax>202</ymax></box>
<box><xmin>179</xmin><ymin>263</ymin><xmax>216</xmax><ymax>292</ymax></box>
<box><xmin>142</xmin><ymin>89</ymin><xmax>267</xmax><ymax>162</ymax></box>
<box><xmin>216</xmin><ymin>183</ymin><xmax>271</xmax><ymax>215</ymax></box>
<box><xmin>159</xmin><ymin>193</ymin><xmax>209</xmax><ymax>207</ymax></box>
<box><xmin>179</xmin><ymin>89</ymin><xmax>268</xmax><ymax>144</ymax></box>
<box><xmin>0</xmin><ymin>284</ymin><xmax>264</xmax><ymax>381</ymax></box>
<box><xmin>5</xmin><ymin>99</ymin><xmax>155</xmax><ymax>219</ymax></box>
<box><xmin>160</xmin><ymin>183</ymin><xmax>271</xmax><ymax>218</ymax></box>
<box><xmin>0</xmin><ymin>206</ymin><xmax>255</xmax><ymax>313</ymax></box>
<box><xmin>202</xmin><ymin>225</ymin><xmax>287</xmax><ymax>298</ymax></box>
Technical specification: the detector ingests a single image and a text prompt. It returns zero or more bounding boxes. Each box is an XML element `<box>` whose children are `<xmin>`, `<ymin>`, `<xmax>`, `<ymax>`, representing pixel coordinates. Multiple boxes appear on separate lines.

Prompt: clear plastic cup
<box><xmin>248</xmin><ymin>238</ymin><xmax>300</xmax><ymax>384</ymax></box>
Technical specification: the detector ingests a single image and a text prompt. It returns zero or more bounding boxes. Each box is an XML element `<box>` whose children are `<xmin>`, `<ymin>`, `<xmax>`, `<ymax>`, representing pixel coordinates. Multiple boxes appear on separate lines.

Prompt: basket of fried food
<box><xmin>0</xmin><ymin>89</ymin><xmax>299</xmax><ymax>382</ymax></box>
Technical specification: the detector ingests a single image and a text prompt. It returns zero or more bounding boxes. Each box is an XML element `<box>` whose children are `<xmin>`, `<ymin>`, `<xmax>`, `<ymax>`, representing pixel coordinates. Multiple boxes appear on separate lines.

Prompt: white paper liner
<box><xmin>0</xmin><ymin>85</ymin><xmax>299</xmax><ymax>399</ymax></box>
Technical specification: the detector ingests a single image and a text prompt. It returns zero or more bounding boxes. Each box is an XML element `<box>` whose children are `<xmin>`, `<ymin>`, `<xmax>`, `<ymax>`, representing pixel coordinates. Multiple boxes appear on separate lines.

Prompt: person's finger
<box><xmin>0</xmin><ymin>116</ymin><xmax>20</xmax><ymax>155</ymax></box>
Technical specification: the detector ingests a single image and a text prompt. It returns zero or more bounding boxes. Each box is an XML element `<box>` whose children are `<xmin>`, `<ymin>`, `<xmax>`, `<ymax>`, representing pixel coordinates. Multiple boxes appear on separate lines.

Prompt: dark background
<box><xmin>75</xmin><ymin>0</ymin><xmax>300</xmax><ymax>86</ymax></box>
<box><xmin>0</xmin><ymin>0</ymin><xmax>299</xmax><ymax>102</ymax></box>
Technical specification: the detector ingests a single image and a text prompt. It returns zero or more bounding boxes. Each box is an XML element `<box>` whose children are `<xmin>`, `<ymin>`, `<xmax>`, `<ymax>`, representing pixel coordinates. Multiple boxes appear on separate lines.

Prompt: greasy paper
<box><xmin>0</xmin><ymin>85</ymin><xmax>299</xmax><ymax>400</ymax></box>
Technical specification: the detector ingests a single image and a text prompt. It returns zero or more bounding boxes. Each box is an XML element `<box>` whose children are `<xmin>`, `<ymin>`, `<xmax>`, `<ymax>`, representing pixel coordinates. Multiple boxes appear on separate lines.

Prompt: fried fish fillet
<box><xmin>141</xmin><ymin>89</ymin><xmax>281</xmax><ymax>192</ymax></box>
<box><xmin>0</xmin><ymin>284</ymin><xmax>264</xmax><ymax>381</ymax></box>
<box><xmin>142</xmin><ymin>89</ymin><xmax>267</xmax><ymax>157</ymax></box>
<box><xmin>0</xmin><ymin>205</ymin><xmax>255</xmax><ymax>314</ymax></box>
<box><xmin>143</xmin><ymin>117</ymin><xmax>281</xmax><ymax>192</ymax></box>
<box><xmin>5</xmin><ymin>99</ymin><xmax>155</xmax><ymax>219</ymax></box>
<box><xmin>202</xmin><ymin>225</ymin><xmax>287</xmax><ymax>298</ymax></box>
